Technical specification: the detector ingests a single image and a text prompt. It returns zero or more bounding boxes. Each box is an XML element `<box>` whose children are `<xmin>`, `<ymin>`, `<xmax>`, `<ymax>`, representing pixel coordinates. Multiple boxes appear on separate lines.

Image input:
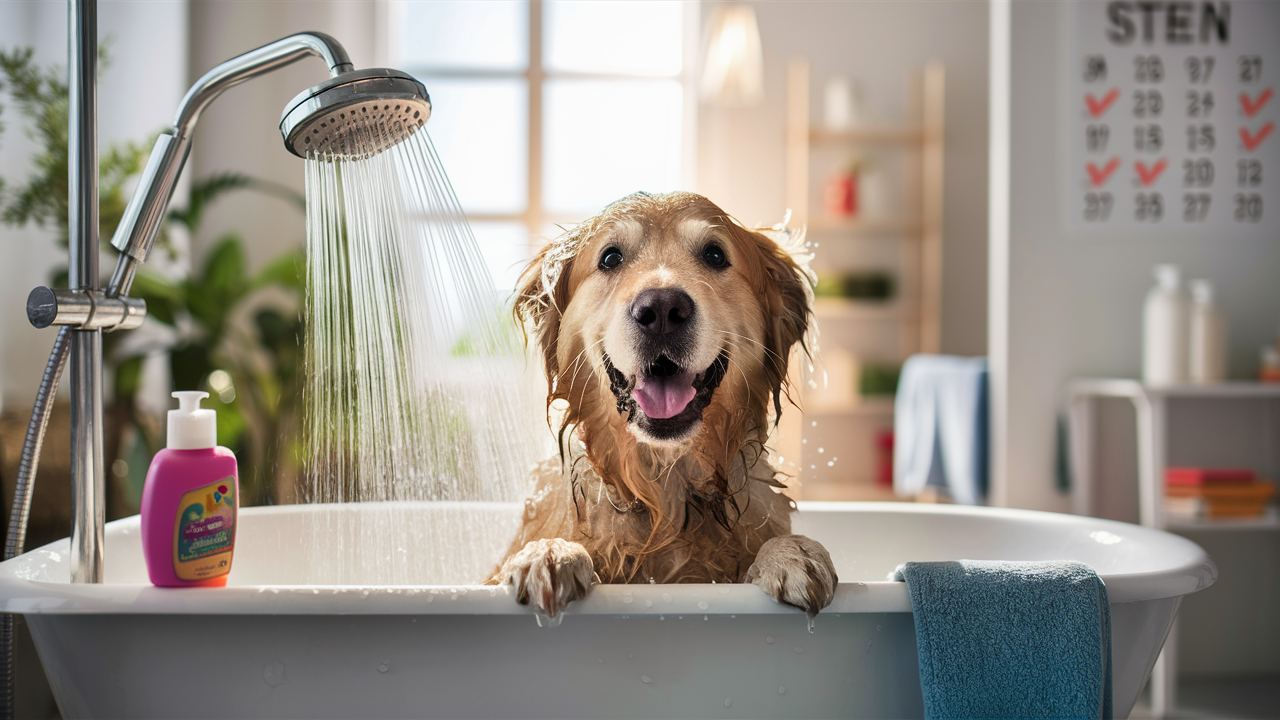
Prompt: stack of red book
<box><xmin>1165</xmin><ymin>468</ymin><xmax>1277</xmax><ymax>519</ymax></box>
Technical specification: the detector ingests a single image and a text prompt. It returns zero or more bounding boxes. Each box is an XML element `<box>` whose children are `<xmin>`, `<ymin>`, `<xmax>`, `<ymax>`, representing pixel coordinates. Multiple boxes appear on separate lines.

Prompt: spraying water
<box><xmin>298</xmin><ymin>129</ymin><xmax>545</xmax><ymax>584</ymax></box>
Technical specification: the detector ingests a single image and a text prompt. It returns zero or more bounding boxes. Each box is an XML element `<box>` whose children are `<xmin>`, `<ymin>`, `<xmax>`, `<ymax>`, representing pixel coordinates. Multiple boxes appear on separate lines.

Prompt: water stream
<box><xmin>298</xmin><ymin>129</ymin><xmax>545</xmax><ymax>584</ymax></box>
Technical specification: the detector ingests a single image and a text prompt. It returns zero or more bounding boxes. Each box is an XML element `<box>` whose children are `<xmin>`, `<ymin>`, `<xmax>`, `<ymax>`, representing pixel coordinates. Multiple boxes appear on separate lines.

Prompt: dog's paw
<box><xmin>743</xmin><ymin>535</ymin><xmax>838</xmax><ymax>618</ymax></box>
<box><xmin>497</xmin><ymin>538</ymin><xmax>594</xmax><ymax>621</ymax></box>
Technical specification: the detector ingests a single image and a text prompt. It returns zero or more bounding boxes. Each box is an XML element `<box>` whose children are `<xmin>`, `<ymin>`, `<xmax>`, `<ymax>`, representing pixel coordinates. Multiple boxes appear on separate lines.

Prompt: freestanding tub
<box><xmin>1</xmin><ymin>501</ymin><xmax>1215</xmax><ymax>719</ymax></box>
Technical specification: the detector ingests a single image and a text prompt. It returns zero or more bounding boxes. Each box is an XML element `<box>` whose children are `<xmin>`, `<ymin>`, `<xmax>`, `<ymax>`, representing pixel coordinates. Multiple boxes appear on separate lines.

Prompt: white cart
<box><xmin>1066</xmin><ymin>380</ymin><xmax>1280</xmax><ymax>717</ymax></box>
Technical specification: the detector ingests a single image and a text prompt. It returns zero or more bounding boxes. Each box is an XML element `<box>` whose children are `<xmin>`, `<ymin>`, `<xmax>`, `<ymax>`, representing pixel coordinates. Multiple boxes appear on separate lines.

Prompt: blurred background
<box><xmin>1</xmin><ymin>1</ymin><xmax>1276</xmax><ymax>718</ymax></box>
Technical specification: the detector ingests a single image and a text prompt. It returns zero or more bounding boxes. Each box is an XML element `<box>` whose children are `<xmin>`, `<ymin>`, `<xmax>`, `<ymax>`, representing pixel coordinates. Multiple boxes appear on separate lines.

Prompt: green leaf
<box><xmin>113</xmin><ymin>355</ymin><xmax>144</xmax><ymax>397</ymax></box>
<box><xmin>168</xmin><ymin>173</ymin><xmax>257</xmax><ymax>234</ymax></box>
<box><xmin>186</xmin><ymin>235</ymin><xmax>247</xmax><ymax>336</ymax></box>
<box><xmin>129</xmin><ymin>269</ymin><xmax>184</xmax><ymax>325</ymax></box>
<box><xmin>169</xmin><ymin>173</ymin><xmax>306</xmax><ymax>235</ymax></box>
<box><xmin>252</xmin><ymin>249</ymin><xmax>306</xmax><ymax>293</ymax></box>
<box><xmin>170</xmin><ymin>343</ymin><xmax>213</xmax><ymax>393</ymax></box>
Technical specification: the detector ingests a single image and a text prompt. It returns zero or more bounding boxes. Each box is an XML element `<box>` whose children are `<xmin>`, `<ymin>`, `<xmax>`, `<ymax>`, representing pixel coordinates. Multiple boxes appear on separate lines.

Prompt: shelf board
<box><xmin>1166</xmin><ymin>510</ymin><xmax>1280</xmax><ymax>532</ymax></box>
<box><xmin>804</xmin><ymin>397</ymin><xmax>895</xmax><ymax>417</ymax></box>
<box><xmin>812</xmin><ymin>297</ymin><xmax>915</xmax><ymax>322</ymax></box>
<box><xmin>1070</xmin><ymin>379</ymin><xmax>1280</xmax><ymax>400</ymax></box>
<box><xmin>807</xmin><ymin>217</ymin><xmax>922</xmax><ymax>234</ymax></box>
<box><xmin>810</xmin><ymin>126</ymin><xmax>925</xmax><ymax>144</ymax></box>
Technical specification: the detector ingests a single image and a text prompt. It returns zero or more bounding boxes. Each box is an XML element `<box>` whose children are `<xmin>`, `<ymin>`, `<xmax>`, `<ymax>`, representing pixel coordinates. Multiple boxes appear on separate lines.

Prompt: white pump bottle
<box><xmin>1143</xmin><ymin>264</ymin><xmax>1189</xmax><ymax>385</ymax></box>
<box><xmin>1188</xmin><ymin>279</ymin><xmax>1227</xmax><ymax>383</ymax></box>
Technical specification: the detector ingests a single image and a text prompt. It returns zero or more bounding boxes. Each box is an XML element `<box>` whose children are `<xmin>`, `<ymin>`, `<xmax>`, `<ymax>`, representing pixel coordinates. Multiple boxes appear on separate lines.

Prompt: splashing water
<box><xmin>298</xmin><ymin>129</ymin><xmax>546</xmax><ymax>584</ymax></box>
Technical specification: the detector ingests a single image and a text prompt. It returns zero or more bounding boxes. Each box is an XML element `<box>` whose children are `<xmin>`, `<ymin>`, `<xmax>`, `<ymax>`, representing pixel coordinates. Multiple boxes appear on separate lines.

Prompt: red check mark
<box><xmin>1085</xmin><ymin>88</ymin><xmax>1120</xmax><ymax>117</ymax></box>
<box><xmin>1240</xmin><ymin>88</ymin><xmax>1273</xmax><ymax>118</ymax></box>
<box><xmin>1087</xmin><ymin>157</ymin><xmax>1120</xmax><ymax>187</ymax></box>
<box><xmin>1241</xmin><ymin>122</ymin><xmax>1274</xmax><ymax>151</ymax></box>
<box><xmin>1134</xmin><ymin>159</ymin><xmax>1167</xmax><ymax>187</ymax></box>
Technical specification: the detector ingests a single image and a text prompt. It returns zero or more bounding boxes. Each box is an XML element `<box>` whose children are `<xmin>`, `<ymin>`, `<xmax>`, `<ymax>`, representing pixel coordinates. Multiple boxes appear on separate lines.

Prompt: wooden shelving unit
<box><xmin>786</xmin><ymin>57</ymin><xmax>944</xmax><ymax>356</ymax></box>
<box><xmin>775</xmin><ymin>58</ymin><xmax>944</xmax><ymax>501</ymax></box>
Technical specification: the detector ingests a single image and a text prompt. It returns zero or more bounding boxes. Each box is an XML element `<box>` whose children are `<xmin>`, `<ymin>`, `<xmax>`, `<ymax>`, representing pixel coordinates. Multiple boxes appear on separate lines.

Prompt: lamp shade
<box><xmin>701</xmin><ymin>5</ymin><xmax>764</xmax><ymax>106</ymax></box>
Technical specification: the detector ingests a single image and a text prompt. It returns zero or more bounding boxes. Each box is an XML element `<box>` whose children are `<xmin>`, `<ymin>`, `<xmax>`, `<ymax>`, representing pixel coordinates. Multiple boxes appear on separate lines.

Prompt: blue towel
<box><xmin>893</xmin><ymin>560</ymin><xmax>1113</xmax><ymax>720</ymax></box>
<box><xmin>893</xmin><ymin>355</ymin><xmax>989</xmax><ymax>504</ymax></box>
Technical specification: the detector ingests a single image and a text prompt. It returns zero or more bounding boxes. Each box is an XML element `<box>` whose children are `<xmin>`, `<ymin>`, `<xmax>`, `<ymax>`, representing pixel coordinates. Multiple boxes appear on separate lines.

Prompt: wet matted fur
<box><xmin>488</xmin><ymin>192</ymin><xmax>837</xmax><ymax>619</ymax></box>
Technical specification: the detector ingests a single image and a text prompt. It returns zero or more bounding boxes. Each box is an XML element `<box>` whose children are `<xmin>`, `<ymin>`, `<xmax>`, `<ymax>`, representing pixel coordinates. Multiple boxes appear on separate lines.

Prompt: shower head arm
<box><xmin>173</xmin><ymin>32</ymin><xmax>353</xmax><ymax>136</ymax></box>
<box><xmin>103</xmin><ymin>32</ymin><xmax>354</xmax><ymax>300</ymax></box>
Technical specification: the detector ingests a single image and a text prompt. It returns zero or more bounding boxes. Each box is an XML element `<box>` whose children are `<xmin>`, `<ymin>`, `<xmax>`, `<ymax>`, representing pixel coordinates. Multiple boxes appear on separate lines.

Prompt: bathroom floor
<box><xmin>1130</xmin><ymin>676</ymin><xmax>1280</xmax><ymax>719</ymax></box>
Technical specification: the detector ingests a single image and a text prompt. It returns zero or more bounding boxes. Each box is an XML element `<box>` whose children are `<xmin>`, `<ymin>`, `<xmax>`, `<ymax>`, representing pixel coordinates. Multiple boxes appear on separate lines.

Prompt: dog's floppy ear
<box><xmin>747</xmin><ymin>224</ymin><xmax>815</xmax><ymax>424</ymax></box>
<box><xmin>514</xmin><ymin>245</ymin><xmax>568</xmax><ymax>397</ymax></box>
<box><xmin>515</xmin><ymin>227</ymin><xmax>593</xmax><ymax>403</ymax></box>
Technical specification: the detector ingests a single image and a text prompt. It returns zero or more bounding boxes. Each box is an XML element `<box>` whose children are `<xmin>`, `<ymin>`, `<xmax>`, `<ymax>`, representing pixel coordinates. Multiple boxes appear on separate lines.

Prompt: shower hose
<box><xmin>1</xmin><ymin>327</ymin><xmax>72</xmax><ymax>720</ymax></box>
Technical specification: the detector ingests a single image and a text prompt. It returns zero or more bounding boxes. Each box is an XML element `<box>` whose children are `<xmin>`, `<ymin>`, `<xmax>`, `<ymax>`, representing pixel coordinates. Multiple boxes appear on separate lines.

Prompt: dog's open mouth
<box><xmin>604</xmin><ymin>350</ymin><xmax>730</xmax><ymax>441</ymax></box>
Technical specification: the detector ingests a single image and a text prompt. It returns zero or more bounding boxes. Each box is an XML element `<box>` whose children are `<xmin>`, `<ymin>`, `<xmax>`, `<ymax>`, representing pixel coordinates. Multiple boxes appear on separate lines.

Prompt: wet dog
<box><xmin>488</xmin><ymin>192</ymin><xmax>837</xmax><ymax>620</ymax></box>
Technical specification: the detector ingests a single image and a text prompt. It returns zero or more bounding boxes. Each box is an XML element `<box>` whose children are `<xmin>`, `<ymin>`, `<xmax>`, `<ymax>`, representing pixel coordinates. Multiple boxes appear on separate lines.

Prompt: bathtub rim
<box><xmin>0</xmin><ymin>501</ymin><xmax>1216</xmax><ymax>617</ymax></box>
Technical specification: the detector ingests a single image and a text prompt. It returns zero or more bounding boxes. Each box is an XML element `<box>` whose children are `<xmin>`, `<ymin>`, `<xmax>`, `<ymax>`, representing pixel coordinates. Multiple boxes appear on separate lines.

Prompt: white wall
<box><xmin>990</xmin><ymin>1</ymin><xmax>1280</xmax><ymax>511</ymax></box>
<box><xmin>187</xmin><ymin>1</ymin><xmax>378</xmax><ymax>274</ymax></box>
<box><xmin>697</xmin><ymin>0</ymin><xmax>990</xmax><ymax>356</ymax></box>
<box><xmin>0</xmin><ymin>0</ymin><xmax>188</xmax><ymax>409</ymax></box>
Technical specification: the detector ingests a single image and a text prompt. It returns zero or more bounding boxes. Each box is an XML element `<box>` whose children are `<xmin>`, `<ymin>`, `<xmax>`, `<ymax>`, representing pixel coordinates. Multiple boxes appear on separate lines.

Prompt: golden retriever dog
<box><xmin>488</xmin><ymin>191</ymin><xmax>837</xmax><ymax>620</ymax></box>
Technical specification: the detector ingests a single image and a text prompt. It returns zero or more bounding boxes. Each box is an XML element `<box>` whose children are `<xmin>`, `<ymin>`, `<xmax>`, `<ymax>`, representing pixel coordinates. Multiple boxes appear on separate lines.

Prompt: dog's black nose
<box><xmin>630</xmin><ymin>288</ymin><xmax>694</xmax><ymax>335</ymax></box>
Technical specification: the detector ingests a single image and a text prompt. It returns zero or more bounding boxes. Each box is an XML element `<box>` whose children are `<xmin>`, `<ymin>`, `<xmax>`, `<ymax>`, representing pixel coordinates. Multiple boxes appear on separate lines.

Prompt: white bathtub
<box><xmin>1</xmin><ymin>501</ymin><xmax>1215</xmax><ymax>719</ymax></box>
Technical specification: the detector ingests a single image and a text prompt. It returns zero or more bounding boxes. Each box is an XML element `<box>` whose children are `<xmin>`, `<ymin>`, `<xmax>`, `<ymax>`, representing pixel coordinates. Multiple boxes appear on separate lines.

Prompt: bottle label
<box><xmin>172</xmin><ymin>477</ymin><xmax>236</xmax><ymax>581</ymax></box>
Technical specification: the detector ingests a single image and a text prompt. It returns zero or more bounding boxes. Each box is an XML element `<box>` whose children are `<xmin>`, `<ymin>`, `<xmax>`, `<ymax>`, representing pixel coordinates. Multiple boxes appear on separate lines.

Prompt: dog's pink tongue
<box><xmin>633</xmin><ymin>373</ymin><xmax>697</xmax><ymax>419</ymax></box>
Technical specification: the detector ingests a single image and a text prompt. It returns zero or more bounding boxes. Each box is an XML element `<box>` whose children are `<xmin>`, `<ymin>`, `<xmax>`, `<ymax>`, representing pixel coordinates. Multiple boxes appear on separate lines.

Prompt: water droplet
<box><xmin>662</xmin><ymin>592</ymin><xmax>672</xmax><ymax>603</ymax></box>
<box><xmin>628</xmin><ymin>654</ymin><xmax>633</xmax><ymax>660</ymax></box>
<box><xmin>724</xmin><ymin>698</ymin><xmax>732</xmax><ymax>708</ymax></box>
<box><xmin>641</xmin><ymin>675</ymin><xmax>653</xmax><ymax>684</ymax></box>
<box><xmin>697</xmin><ymin>600</ymin><xmax>708</xmax><ymax>610</ymax></box>
<box><xmin>623</xmin><ymin>592</ymin><xmax>634</xmax><ymax>604</ymax></box>
<box><xmin>645</xmin><ymin>599</ymin><xmax>653</xmax><ymax>607</ymax></box>
<box><xmin>876</xmin><ymin>624</ymin><xmax>881</xmax><ymax>631</ymax></box>
<box><xmin>678</xmin><ymin>616</ymin><xmax>683</xmax><ymax>620</ymax></box>
<box><xmin>794</xmin><ymin>647</ymin><xmax>804</xmax><ymax>654</ymax></box>
<box><xmin>378</xmin><ymin>661</ymin><xmax>389</xmax><ymax>673</ymax></box>
<box><xmin>717</xmin><ymin>586</ymin><xmax>731</xmax><ymax>595</ymax></box>
<box><xmin>703</xmin><ymin>615</ymin><xmax>708</xmax><ymax>621</ymax></box>
<box><xmin>827</xmin><ymin>461</ymin><xmax>834</xmax><ymax>466</ymax></box>
<box><xmin>597</xmin><ymin>657</ymin><xmax>604</xmax><ymax>664</ymax></box>
<box><xmin>263</xmin><ymin>660</ymin><xmax>286</xmax><ymax>687</ymax></box>
<box><xmin>766</xmin><ymin>636</ymin><xmax>774</xmax><ymax>644</ymax></box>
<box><xmin>802</xmin><ymin>439</ymin><xmax>808</xmax><ymax>444</ymax></box>
<box><xmin>659</xmin><ymin>615</ymin><xmax>665</xmax><ymax>620</ymax></box>
<box><xmin>778</xmin><ymin>686</ymin><xmax>786</xmax><ymax>695</ymax></box>
<box><xmin>811</xmin><ymin>421</ymin><xmax>817</xmax><ymax>427</ymax></box>
<box><xmin>817</xmin><ymin>447</ymin><xmax>824</xmax><ymax>454</ymax></box>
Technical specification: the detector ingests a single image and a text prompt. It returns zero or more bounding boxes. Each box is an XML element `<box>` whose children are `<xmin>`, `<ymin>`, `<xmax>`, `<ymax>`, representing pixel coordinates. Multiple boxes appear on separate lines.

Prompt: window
<box><xmin>390</xmin><ymin>0</ymin><xmax>695</xmax><ymax>295</ymax></box>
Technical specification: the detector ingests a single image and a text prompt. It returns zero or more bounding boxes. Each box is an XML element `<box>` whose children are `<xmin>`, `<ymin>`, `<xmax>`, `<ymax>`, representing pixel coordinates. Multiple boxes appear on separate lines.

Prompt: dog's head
<box><xmin>516</xmin><ymin>192</ymin><xmax>813</xmax><ymax>451</ymax></box>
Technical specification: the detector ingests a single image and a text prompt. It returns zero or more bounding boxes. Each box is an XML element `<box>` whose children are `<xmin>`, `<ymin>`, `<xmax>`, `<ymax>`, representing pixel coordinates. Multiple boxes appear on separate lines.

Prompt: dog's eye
<box><xmin>598</xmin><ymin>247</ymin><xmax>624</xmax><ymax>270</ymax></box>
<box><xmin>702</xmin><ymin>243</ymin><xmax>729</xmax><ymax>269</ymax></box>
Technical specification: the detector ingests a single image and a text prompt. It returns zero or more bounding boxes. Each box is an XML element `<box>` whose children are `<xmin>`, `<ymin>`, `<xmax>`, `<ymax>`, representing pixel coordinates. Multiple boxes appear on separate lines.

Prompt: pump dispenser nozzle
<box><xmin>168</xmin><ymin>391</ymin><xmax>217</xmax><ymax>450</ymax></box>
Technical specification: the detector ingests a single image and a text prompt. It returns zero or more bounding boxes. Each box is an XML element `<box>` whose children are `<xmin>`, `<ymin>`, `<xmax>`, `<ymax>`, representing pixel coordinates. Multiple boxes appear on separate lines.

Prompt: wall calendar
<box><xmin>1067</xmin><ymin>1</ymin><xmax>1279</xmax><ymax>236</ymax></box>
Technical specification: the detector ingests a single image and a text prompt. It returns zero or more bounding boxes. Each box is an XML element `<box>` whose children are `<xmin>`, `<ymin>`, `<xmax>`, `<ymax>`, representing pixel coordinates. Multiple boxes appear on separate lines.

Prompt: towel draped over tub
<box><xmin>894</xmin><ymin>559</ymin><xmax>1113</xmax><ymax>720</ymax></box>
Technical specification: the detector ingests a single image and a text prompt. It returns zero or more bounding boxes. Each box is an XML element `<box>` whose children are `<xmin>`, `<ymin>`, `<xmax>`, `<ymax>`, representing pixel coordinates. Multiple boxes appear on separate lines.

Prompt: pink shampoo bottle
<box><xmin>141</xmin><ymin>391</ymin><xmax>239</xmax><ymax>587</ymax></box>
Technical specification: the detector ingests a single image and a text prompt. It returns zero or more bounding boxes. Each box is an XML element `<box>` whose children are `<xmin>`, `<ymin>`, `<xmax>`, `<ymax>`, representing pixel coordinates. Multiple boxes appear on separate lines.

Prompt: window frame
<box><xmin>379</xmin><ymin>0</ymin><xmax>699</xmax><ymax>250</ymax></box>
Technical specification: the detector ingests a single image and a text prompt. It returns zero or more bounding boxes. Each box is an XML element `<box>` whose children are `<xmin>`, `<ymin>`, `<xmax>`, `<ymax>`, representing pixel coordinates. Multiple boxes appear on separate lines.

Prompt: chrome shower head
<box><xmin>280</xmin><ymin>68</ymin><xmax>431</xmax><ymax>160</ymax></box>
